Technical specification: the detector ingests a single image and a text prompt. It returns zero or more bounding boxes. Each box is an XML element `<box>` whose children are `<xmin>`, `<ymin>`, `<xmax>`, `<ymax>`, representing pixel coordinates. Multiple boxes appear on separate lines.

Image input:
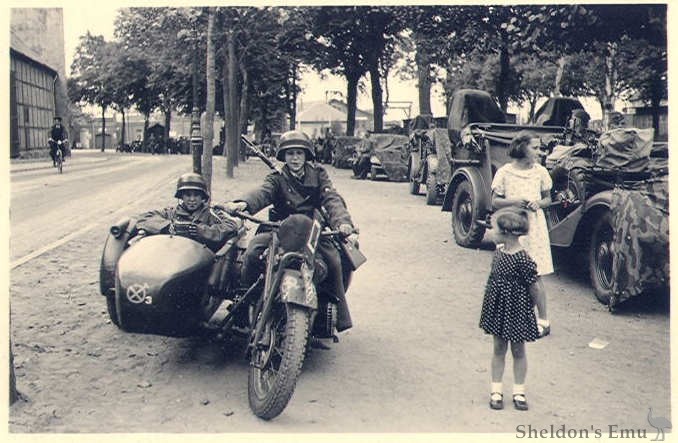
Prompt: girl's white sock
<box><xmin>491</xmin><ymin>382</ymin><xmax>503</xmax><ymax>394</ymax></box>
<box><xmin>513</xmin><ymin>384</ymin><xmax>526</xmax><ymax>395</ymax></box>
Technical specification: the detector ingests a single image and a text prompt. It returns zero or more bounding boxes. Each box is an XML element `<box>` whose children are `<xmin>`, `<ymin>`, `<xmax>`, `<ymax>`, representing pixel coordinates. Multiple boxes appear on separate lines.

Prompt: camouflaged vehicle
<box><xmin>544</xmin><ymin>127</ymin><xmax>668</xmax><ymax>308</ymax></box>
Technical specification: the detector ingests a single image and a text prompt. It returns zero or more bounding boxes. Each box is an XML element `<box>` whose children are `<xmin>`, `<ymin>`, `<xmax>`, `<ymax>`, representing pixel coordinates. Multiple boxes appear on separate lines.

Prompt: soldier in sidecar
<box><xmin>99</xmin><ymin>173</ymin><xmax>246</xmax><ymax>336</ymax></box>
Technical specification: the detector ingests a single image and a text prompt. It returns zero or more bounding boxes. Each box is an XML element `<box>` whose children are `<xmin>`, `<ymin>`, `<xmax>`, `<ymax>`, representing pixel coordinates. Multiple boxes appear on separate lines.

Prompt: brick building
<box><xmin>9</xmin><ymin>8</ymin><xmax>68</xmax><ymax>158</ymax></box>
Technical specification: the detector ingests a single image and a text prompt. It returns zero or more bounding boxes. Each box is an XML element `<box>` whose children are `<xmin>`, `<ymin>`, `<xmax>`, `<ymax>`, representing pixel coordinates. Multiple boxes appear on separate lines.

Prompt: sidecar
<box><xmin>99</xmin><ymin>218</ymin><xmax>245</xmax><ymax>336</ymax></box>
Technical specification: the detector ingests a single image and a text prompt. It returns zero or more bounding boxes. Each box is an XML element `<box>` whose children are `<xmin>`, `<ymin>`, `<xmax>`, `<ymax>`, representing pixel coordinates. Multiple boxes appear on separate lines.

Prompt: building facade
<box><xmin>9</xmin><ymin>8</ymin><xmax>68</xmax><ymax>158</ymax></box>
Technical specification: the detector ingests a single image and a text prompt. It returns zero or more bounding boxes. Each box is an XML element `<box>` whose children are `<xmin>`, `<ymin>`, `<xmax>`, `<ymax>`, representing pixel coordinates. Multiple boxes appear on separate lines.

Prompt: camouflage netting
<box><xmin>370</xmin><ymin>134</ymin><xmax>410</xmax><ymax>182</ymax></box>
<box><xmin>609</xmin><ymin>174</ymin><xmax>669</xmax><ymax>306</ymax></box>
<box><xmin>423</xmin><ymin>128</ymin><xmax>453</xmax><ymax>184</ymax></box>
<box><xmin>332</xmin><ymin>136</ymin><xmax>362</xmax><ymax>169</ymax></box>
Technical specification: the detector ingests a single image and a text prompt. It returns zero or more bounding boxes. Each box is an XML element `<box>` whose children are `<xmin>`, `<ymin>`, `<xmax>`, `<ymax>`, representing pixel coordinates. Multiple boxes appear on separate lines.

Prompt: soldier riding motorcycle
<box><xmin>223</xmin><ymin>131</ymin><xmax>365</xmax><ymax>419</ymax></box>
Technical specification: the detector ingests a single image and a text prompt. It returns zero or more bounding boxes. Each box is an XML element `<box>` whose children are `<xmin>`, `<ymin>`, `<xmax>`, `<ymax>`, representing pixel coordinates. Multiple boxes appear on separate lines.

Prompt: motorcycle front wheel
<box><xmin>248</xmin><ymin>304</ymin><xmax>310</xmax><ymax>420</ymax></box>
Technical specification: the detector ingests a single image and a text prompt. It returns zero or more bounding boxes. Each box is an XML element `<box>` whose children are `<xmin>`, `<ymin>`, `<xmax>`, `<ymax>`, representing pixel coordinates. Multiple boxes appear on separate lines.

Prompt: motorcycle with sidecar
<box><xmin>99</xmin><ymin>202</ymin><xmax>365</xmax><ymax>419</ymax></box>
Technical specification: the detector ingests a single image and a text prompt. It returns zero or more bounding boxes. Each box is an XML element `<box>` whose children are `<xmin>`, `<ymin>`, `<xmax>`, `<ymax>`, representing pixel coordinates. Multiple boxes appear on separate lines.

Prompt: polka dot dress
<box><xmin>479</xmin><ymin>247</ymin><xmax>539</xmax><ymax>342</ymax></box>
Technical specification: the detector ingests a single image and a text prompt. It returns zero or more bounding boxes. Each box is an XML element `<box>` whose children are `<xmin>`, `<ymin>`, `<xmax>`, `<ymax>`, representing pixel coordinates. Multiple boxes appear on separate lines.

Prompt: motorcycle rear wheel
<box><xmin>248</xmin><ymin>304</ymin><xmax>309</xmax><ymax>420</ymax></box>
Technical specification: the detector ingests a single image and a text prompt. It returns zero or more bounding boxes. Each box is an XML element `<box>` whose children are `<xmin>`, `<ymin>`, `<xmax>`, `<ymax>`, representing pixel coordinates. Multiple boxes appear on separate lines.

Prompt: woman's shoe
<box><xmin>513</xmin><ymin>394</ymin><xmax>529</xmax><ymax>411</ymax></box>
<box><xmin>489</xmin><ymin>392</ymin><xmax>503</xmax><ymax>410</ymax></box>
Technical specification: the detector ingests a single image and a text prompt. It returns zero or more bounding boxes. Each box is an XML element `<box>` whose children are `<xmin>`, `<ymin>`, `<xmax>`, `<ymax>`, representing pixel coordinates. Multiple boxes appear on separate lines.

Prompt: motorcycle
<box><xmin>49</xmin><ymin>138</ymin><xmax>68</xmax><ymax>172</ymax></box>
<box><xmin>233</xmin><ymin>209</ymin><xmax>364</xmax><ymax>420</ymax></box>
<box><xmin>99</xmin><ymin>210</ymin><xmax>256</xmax><ymax>338</ymax></box>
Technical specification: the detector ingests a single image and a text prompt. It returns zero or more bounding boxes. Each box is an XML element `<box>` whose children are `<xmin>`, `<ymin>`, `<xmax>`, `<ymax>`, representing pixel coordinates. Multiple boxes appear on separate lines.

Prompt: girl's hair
<box><xmin>509</xmin><ymin>130</ymin><xmax>539</xmax><ymax>159</ymax></box>
<box><xmin>494</xmin><ymin>207</ymin><xmax>530</xmax><ymax>236</ymax></box>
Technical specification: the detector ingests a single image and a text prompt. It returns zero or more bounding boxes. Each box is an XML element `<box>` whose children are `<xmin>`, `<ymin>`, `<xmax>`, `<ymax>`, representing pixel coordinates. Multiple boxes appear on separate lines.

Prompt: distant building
<box><xmin>622</xmin><ymin>96</ymin><xmax>668</xmax><ymax>141</ymax></box>
<box><xmin>9</xmin><ymin>8</ymin><xmax>68</xmax><ymax>158</ymax></box>
<box><xmin>296</xmin><ymin>99</ymin><xmax>373</xmax><ymax>138</ymax></box>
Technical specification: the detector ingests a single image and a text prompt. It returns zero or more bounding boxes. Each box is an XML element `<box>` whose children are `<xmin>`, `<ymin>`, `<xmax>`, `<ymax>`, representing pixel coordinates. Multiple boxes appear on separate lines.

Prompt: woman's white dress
<box><xmin>491</xmin><ymin>163</ymin><xmax>554</xmax><ymax>276</ymax></box>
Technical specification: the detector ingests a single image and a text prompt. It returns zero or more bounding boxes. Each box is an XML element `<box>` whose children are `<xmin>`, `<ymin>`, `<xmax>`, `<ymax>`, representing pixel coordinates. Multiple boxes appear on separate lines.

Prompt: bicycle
<box><xmin>49</xmin><ymin>138</ymin><xmax>67</xmax><ymax>174</ymax></box>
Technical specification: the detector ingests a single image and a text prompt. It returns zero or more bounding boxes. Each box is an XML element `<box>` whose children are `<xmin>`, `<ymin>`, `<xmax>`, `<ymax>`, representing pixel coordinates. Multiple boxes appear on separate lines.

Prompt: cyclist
<box><xmin>48</xmin><ymin>116</ymin><xmax>68</xmax><ymax>167</ymax></box>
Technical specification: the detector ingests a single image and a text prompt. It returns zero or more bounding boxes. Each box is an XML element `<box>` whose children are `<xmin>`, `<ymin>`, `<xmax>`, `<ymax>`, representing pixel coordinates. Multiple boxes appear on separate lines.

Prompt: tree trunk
<box><xmin>602</xmin><ymin>42</ymin><xmax>618</xmax><ymax>128</ymax></box>
<box><xmin>239</xmin><ymin>62</ymin><xmax>249</xmax><ymax>162</ymax></box>
<box><xmin>554</xmin><ymin>56</ymin><xmax>566</xmax><ymax>97</ymax></box>
<box><xmin>143</xmin><ymin>113</ymin><xmax>149</xmax><ymax>146</ymax></box>
<box><xmin>497</xmin><ymin>35</ymin><xmax>510</xmax><ymax>112</ymax></box>
<box><xmin>345</xmin><ymin>72</ymin><xmax>359</xmax><ymax>137</ymax></box>
<box><xmin>101</xmin><ymin>106</ymin><xmax>106</xmax><ymax>152</ymax></box>
<box><xmin>288</xmin><ymin>63</ymin><xmax>297</xmax><ymax>130</ymax></box>
<box><xmin>202</xmin><ymin>8</ymin><xmax>216</xmax><ymax>193</ymax></box>
<box><xmin>121</xmin><ymin>109</ymin><xmax>126</xmax><ymax>149</ymax></box>
<box><xmin>528</xmin><ymin>95</ymin><xmax>538</xmax><ymax>122</ymax></box>
<box><xmin>416</xmin><ymin>52</ymin><xmax>432</xmax><ymax>116</ymax></box>
<box><xmin>369</xmin><ymin>64</ymin><xmax>384</xmax><ymax>133</ymax></box>
<box><xmin>192</xmin><ymin>40</ymin><xmax>202</xmax><ymax>173</ymax></box>
<box><xmin>227</xmin><ymin>29</ymin><xmax>239</xmax><ymax>173</ymax></box>
<box><xmin>163</xmin><ymin>103</ymin><xmax>171</xmax><ymax>154</ymax></box>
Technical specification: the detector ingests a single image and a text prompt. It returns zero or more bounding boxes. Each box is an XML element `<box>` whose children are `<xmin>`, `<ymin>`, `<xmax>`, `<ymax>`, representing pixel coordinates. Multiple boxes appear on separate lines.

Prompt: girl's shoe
<box><xmin>537</xmin><ymin>319</ymin><xmax>550</xmax><ymax>339</ymax></box>
<box><xmin>513</xmin><ymin>394</ymin><xmax>529</xmax><ymax>411</ymax></box>
<box><xmin>489</xmin><ymin>392</ymin><xmax>503</xmax><ymax>410</ymax></box>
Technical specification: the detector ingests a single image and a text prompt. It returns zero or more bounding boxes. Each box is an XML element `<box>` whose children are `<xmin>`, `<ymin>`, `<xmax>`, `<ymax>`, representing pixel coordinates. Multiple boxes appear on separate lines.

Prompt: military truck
<box><xmin>439</xmin><ymin>91</ymin><xmax>669</xmax><ymax>307</ymax></box>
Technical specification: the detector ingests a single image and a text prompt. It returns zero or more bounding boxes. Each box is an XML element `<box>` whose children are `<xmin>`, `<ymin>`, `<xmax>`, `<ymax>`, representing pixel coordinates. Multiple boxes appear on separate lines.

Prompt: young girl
<box><xmin>479</xmin><ymin>208</ymin><xmax>539</xmax><ymax>411</ymax></box>
<box><xmin>491</xmin><ymin>130</ymin><xmax>553</xmax><ymax>338</ymax></box>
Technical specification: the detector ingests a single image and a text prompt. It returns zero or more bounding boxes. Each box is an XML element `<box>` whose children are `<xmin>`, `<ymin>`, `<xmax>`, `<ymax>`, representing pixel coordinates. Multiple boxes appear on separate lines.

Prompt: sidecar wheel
<box><xmin>248</xmin><ymin>304</ymin><xmax>309</xmax><ymax>420</ymax></box>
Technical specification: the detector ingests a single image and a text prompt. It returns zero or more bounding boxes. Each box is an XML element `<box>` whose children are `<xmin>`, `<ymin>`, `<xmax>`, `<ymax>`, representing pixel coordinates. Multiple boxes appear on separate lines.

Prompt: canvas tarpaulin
<box><xmin>370</xmin><ymin>134</ymin><xmax>410</xmax><ymax>182</ymax></box>
<box><xmin>609</xmin><ymin>175</ymin><xmax>669</xmax><ymax>306</ymax></box>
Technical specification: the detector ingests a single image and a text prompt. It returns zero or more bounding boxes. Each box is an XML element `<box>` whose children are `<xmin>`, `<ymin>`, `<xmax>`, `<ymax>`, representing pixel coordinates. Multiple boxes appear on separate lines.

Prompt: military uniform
<box><xmin>136</xmin><ymin>204</ymin><xmax>239</xmax><ymax>252</ymax></box>
<box><xmin>237</xmin><ymin>163</ymin><xmax>355</xmax><ymax>331</ymax></box>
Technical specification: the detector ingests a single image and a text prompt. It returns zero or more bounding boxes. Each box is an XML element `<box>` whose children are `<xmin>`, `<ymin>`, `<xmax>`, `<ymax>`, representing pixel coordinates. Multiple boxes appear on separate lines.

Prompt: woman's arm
<box><xmin>492</xmin><ymin>192</ymin><xmax>528</xmax><ymax>210</ymax></box>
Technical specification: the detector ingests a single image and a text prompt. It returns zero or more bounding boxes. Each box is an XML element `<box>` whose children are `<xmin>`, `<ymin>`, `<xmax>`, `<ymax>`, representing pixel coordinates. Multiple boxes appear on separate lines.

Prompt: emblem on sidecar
<box><xmin>127</xmin><ymin>283</ymin><xmax>150</xmax><ymax>304</ymax></box>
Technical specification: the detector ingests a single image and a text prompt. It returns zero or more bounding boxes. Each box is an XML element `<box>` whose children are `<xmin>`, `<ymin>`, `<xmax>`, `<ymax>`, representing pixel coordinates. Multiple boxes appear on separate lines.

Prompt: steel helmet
<box><xmin>275</xmin><ymin>130</ymin><xmax>315</xmax><ymax>161</ymax></box>
<box><xmin>175</xmin><ymin>172</ymin><xmax>209</xmax><ymax>199</ymax></box>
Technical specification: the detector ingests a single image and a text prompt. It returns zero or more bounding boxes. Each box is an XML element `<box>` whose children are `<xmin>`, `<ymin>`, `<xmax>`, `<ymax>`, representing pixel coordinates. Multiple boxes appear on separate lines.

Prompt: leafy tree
<box><xmin>301</xmin><ymin>7</ymin><xmax>370</xmax><ymax>136</ymax></box>
<box><xmin>69</xmin><ymin>32</ymin><xmax>116</xmax><ymax>151</ymax></box>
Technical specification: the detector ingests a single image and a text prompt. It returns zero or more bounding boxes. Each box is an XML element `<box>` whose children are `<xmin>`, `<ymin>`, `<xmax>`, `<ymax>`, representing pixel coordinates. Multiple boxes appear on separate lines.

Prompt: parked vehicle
<box><xmin>441</xmin><ymin>89</ymin><xmax>566</xmax><ymax>245</ymax></box>
<box><xmin>331</xmin><ymin>136</ymin><xmax>362</xmax><ymax>169</ymax></box>
<box><xmin>366</xmin><ymin>133</ymin><xmax>409</xmax><ymax>182</ymax></box>
<box><xmin>407</xmin><ymin>127</ymin><xmax>452</xmax><ymax>205</ymax></box>
<box><xmin>440</xmin><ymin>90</ymin><xmax>668</xmax><ymax>307</ymax></box>
<box><xmin>543</xmin><ymin>128</ymin><xmax>668</xmax><ymax>307</ymax></box>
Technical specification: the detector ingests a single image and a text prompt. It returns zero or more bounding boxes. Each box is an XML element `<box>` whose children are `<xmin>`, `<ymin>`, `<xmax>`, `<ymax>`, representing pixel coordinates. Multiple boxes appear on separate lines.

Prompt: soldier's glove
<box><xmin>338</xmin><ymin>224</ymin><xmax>354</xmax><ymax>237</ymax></box>
<box><xmin>223</xmin><ymin>201</ymin><xmax>248</xmax><ymax>215</ymax></box>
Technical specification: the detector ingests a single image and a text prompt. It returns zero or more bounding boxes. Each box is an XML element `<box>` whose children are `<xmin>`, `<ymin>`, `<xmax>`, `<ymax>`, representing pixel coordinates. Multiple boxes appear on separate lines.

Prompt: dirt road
<box><xmin>9</xmin><ymin>152</ymin><xmax>670</xmax><ymax>435</ymax></box>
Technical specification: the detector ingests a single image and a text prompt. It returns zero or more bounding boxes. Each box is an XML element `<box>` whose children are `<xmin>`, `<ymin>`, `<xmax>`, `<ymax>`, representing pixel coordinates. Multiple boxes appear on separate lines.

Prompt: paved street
<box><xmin>9</xmin><ymin>152</ymin><xmax>670</xmax><ymax>434</ymax></box>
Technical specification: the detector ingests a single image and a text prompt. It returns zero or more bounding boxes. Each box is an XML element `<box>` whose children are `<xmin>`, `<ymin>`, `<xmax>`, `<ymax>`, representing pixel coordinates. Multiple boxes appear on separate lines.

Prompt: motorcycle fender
<box><xmin>441</xmin><ymin>167</ymin><xmax>490</xmax><ymax>214</ymax></box>
<box><xmin>279</xmin><ymin>268</ymin><xmax>317</xmax><ymax>310</ymax></box>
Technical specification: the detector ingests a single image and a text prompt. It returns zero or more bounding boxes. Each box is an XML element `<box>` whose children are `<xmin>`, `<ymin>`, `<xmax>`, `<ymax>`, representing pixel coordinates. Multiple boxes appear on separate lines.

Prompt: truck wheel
<box><xmin>451</xmin><ymin>180</ymin><xmax>485</xmax><ymax>247</ymax></box>
<box><xmin>589</xmin><ymin>210</ymin><xmax>615</xmax><ymax>305</ymax></box>
<box><xmin>425</xmin><ymin>173</ymin><xmax>438</xmax><ymax>205</ymax></box>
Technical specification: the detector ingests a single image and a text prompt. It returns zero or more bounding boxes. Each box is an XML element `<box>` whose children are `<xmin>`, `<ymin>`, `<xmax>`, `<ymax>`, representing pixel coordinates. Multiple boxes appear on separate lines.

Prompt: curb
<box><xmin>10</xmin><ymin>157</ymin><xmax>110</xmax><ymax>174</ymax></box>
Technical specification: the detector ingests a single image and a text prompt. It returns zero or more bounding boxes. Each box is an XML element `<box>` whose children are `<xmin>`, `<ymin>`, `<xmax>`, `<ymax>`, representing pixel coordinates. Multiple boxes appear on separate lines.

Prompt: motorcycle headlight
<box><xmin>370</xmin><ymin>155</ymin><xmax>381</xmax><ymax>165</ymax></box>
